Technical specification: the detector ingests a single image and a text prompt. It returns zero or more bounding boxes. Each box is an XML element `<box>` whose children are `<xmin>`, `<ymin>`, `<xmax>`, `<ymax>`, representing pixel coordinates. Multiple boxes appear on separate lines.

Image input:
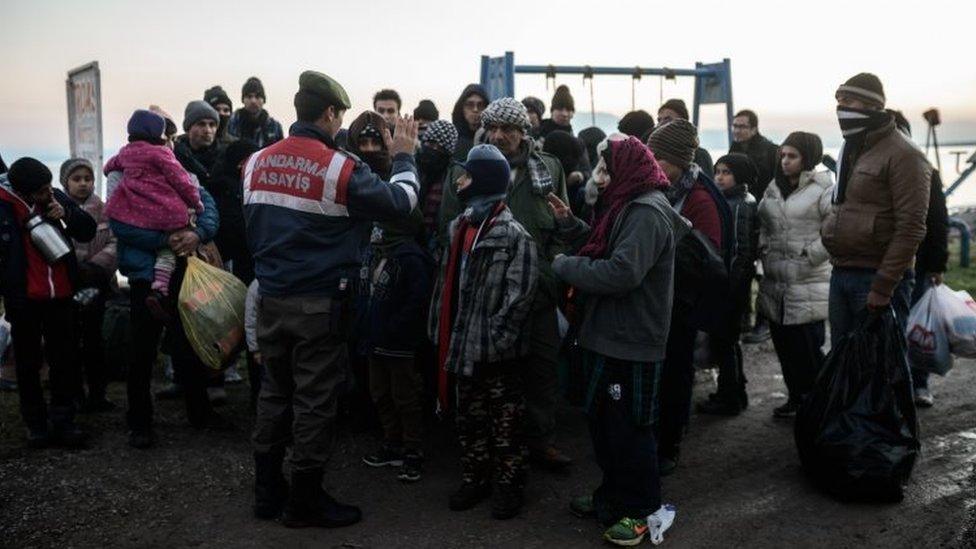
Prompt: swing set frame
<box><xmin>480</xmin><ymin>51</ymin><xmax>736</xmax><ymax>145</ymax></box>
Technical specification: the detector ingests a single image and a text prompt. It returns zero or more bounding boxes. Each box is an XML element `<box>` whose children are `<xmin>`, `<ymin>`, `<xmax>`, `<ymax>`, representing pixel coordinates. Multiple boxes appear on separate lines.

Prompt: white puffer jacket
<box><xmin>757</xmin><ymin>170</ymin><xmax>835</xmax><ymax>325</ymax></box>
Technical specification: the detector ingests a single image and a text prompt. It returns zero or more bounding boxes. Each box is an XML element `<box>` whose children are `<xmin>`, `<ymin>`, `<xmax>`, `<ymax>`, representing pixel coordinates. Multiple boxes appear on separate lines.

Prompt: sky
<box><xmin>2</xmin><ymin>0</ymin><xmax>976</xmax><ymax>160</ymax></box>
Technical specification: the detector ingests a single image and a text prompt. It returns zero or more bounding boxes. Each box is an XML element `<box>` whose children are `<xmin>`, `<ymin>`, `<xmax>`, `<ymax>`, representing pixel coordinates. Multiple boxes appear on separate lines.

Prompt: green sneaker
<box><xmin>603</xmin><ymin>517</ymin><xmax>648</xmax><ymax>546</ymax></box>
<box><xmin>569</xmin><ymin>494</ymin><xmax>596</xmax><ymax>518</ymax></box>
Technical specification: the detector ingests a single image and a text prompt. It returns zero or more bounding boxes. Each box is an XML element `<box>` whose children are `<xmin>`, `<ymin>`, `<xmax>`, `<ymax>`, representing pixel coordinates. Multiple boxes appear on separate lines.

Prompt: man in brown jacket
<box><xmin>821</xmin><ymin>73</ymin><xmax>932</xmax><ymax>346</ymax></box>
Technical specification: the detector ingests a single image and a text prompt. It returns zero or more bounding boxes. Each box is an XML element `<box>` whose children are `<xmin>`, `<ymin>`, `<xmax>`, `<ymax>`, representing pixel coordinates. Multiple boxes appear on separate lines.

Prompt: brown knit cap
<box><xmin>551</xmin><ymin>85</ymin><xmax>575</xmax><ymax>112</ymax></box>
<box><xmin>647</xmin><ymin>119</ymin><xmax>699</xmax><ymax>169</ymax></box>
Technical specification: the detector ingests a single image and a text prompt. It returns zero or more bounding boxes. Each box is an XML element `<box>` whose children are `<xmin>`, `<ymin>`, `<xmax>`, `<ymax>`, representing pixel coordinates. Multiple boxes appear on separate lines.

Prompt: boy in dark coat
<box><xmin>697</xmin><ymin>153</ymin><xmax>759</xmax><ymax>415</ymax></box>
<box><xmin>359</xmin><ymin>209</ymin><xmax>435</xmax><ymax>483</ymax></box>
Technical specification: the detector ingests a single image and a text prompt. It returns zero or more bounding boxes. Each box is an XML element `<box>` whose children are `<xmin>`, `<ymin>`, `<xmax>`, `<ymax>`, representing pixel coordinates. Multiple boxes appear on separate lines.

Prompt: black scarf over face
<box><xmin>835</xmin><ymin>106</ymin><xmax>892</xmax><ymax>204</ymax></box>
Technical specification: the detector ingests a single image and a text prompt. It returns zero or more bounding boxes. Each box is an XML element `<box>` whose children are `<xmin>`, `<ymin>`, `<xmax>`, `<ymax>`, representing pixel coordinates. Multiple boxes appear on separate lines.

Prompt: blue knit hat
<box><xmin>455</xmin><ymin>144</ymin><xmax>510</xmax><ymax>201</ymax></box>
<box><xmin>127</xmin><ymin>109</ymin><xmax>167</xmax><ymax>144</ymax></box>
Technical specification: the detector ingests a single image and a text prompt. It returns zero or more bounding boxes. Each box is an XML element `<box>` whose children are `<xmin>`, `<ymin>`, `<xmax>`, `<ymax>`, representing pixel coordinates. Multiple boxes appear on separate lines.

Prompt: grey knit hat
<box><xmin>59</xmin><ymin>157</ymin><xmax>94</xmax><ymax>185</ymax></box>
<box><xmin>183</xmin><ymin>100</ymin><xmax>220</xmax><ymax>132</ymax></box>
<box><xmin>647</xmin><ymin>119</ymin><xmax>699</xmax><ymax>169</ymax></box>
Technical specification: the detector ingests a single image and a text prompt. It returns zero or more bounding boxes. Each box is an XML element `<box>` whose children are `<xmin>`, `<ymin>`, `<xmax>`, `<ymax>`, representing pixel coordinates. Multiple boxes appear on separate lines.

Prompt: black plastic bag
<box><xmin>794</xmin><ymin>310</ymin><xmax>920</xmax><ymax>502</ymax></box>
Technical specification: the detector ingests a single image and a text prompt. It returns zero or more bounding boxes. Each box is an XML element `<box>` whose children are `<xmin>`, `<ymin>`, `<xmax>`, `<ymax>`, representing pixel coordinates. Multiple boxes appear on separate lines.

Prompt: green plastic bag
<box><xmin>178</xmin><ymin>256</ymin><xmax>247</xmax><ymax>370</ymax></box>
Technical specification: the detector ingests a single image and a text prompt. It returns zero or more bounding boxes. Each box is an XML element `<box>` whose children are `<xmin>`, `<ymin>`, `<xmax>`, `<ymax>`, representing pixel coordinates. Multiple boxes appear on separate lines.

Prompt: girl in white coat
<box><xmin>756</xmin><ymin>132</ymin><xmax>834</xmax><ymax>418</ymax></box>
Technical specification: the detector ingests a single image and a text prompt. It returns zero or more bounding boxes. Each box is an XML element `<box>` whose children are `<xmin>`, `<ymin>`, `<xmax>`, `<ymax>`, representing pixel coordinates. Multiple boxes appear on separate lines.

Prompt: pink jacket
<box><xmin>104</xmin><ymin>141</ymin><xmax>204</xmax><ymax>231</ymax></box>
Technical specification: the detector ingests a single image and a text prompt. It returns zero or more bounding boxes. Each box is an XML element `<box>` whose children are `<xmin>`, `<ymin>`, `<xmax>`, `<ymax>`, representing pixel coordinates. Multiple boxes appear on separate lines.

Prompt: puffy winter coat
<box><xmin>757</xmin><ymin>170</ymin><xmax>834</xmax><ymax>326</ymax></box>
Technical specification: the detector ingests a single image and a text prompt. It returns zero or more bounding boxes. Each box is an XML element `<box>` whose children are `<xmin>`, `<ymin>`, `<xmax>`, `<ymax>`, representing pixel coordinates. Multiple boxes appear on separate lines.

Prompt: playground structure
<box><xmin>479</xmin><ymin>51</ymin><xmax>735</xmax><ymax>145</ymax></box>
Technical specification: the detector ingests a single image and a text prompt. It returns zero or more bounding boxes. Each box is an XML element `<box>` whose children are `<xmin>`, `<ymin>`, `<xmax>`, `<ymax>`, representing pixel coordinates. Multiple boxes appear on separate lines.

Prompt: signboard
<box><xmin>66</xmin><ymin>62</ymin><xmax>103</xmax><ymax>195</ymax></box>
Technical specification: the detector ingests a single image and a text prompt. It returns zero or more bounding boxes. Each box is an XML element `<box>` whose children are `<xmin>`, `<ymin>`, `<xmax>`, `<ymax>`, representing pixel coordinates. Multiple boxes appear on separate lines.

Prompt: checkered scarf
<box><xmin>420</xmin><ymin>119</ymin><xmax>459</xmax><ymax>153</ymax></box>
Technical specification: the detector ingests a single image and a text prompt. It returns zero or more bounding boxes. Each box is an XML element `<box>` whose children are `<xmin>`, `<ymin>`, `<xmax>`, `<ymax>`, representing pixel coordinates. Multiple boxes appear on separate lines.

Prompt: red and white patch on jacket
<box><xmin>242</xmin><ymin>136</ymin><xmax>354</xmax><ymax>217</ymax></box>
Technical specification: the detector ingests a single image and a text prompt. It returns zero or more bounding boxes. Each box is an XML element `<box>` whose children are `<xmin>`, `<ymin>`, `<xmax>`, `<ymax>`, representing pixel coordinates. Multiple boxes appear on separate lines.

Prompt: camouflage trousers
<box><xmin>455</xmin><ymin>364</ymin><xmax>526</xmax><ymax>486</ymax></box>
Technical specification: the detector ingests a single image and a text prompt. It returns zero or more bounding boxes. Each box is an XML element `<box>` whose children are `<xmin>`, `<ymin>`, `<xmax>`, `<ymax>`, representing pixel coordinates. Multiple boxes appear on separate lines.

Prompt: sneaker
<box><xmin>448</xmin><ymin>481</ymin><xmax>490</xmax><ymax>511</ymax></box>
<box><xmin>773</xmin><ymin>400</ymin><xmax>800</xmax><ymax>419</ymax></box>
<box><xmin>696</xmin><ymin>397</ymin><xmax>742</xmax><ymax>416</ymax></box>
<box><xmin>529</xmin><ymin>445</ymin><xmax>573</xmax><ymax>471</ymax></box>
<box><xmin>155</xmin><ymin>383</ymin><xmax>184</xmax><ymax>400</ymax></box>
<box><xmin>26</xmin><ymin>426</ymin><xmax>51</xmax><ymax>449</ymax></box>
<box><xmin>914</xmin><ymin>387</ymin><xmax>934</xmax><ymax>408</ymax></box>
<box><xmin>52</xmin><ymin>424</ymin><xmax>89</xmax><ymax>448</ymax></box>
<box><xmin>396</xmin><ymin>451</ymin><xmax>424</xmax><ymax>483</ymax></box>
<box><xmin>207</xmin><ymin>387</ymin><xmax>228</xmax><ymax>406</ymax></box>
<box><xmin>362</xmin><ymin>445</ymin><xmax>404</xmax><ymax>468</ymax></box>
<box><xmin>742</xmin><ymin>321</ymin><xmax>770</xmax><ymax>344</ymax></box>
<box><xmin>603</xmin><ymin>517</ymin><xmax>648</xmax><ymax>546</ymax></box>
<box><xmin>569</xmin><ymin>494</ymin><xmax>596</xmax><ymax>518</ymax></box>
<box><xmin>490</xmin><ymin>483</ymin><xmax>523</xmax><ymax>520</ymax></box>
<box><xmin>81</xmin><ymin>395</ymin><xmax>117</xmax><ymax>413</ymax></box>
<box><xmin>224</xmin><ymin>366</ymin><xmax>243</xmax><ymax>384</ymax></box>
<box><xmin>128</xmin><ymin>430</ymin><xmax>156</xmax><ymax>449</ymax></box>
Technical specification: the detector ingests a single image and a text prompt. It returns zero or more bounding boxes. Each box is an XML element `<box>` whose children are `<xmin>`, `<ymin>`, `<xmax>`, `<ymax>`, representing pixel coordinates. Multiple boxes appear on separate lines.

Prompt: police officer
<box><xmin>246</xmin><ymin>70</ymin><xmax>420</xmax><ymax>528</ymax></box>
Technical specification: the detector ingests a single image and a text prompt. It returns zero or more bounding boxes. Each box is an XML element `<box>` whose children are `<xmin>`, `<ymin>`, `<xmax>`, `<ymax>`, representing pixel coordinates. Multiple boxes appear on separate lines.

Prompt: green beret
<box><xmin>298</xmin><ymin>70</ymin><xmax>351</xmax><ymax>110</ymax></box>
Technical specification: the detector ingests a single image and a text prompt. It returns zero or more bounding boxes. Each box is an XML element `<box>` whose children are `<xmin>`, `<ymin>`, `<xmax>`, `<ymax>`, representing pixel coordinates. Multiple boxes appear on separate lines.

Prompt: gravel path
<box><xmin>2</xmin><ymin>339</ymin><xmax>974</xmax><ymax>548</ymax></box>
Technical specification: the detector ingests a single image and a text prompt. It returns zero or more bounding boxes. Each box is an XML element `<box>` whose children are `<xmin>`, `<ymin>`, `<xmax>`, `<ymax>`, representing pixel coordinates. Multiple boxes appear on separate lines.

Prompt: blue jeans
<box><xmin>828</xmin><ymin>268</ymin><xmax>914</xmax><ymax>349</ymax></box>
<box><xmin>909</xmin><ymin>272</ymin><xmax>932</xmax><ymax>390</ymax></box>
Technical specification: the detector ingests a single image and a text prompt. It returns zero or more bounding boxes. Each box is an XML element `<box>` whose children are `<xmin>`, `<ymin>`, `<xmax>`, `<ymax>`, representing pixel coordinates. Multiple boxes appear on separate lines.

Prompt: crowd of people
<box><xmin>0</xmin><ymin>69</ymin><xmax>944</xmax><ymax>546</ymax></box>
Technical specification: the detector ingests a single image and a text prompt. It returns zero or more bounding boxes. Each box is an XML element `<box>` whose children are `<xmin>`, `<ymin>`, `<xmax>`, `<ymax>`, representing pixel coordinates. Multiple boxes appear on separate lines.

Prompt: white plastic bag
<box><xmin>905</xmin><ymin>287</ymin><xmax>953</xmax><ymax>375</ymax></box>
<box><xmin>943</xmin><ymin>288</ymin><xmax>976</xmax><ymax>358</ymax></box>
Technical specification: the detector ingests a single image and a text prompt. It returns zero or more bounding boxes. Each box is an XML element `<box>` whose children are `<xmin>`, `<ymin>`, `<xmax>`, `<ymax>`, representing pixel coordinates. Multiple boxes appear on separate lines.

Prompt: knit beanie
<box><xmin>420</xmin><ymin>119</ymin><xmax>459</xmax><ymax>154</ymax></box>
<box><xmin>551</xmin><ymin>85</ymin><xmax>575</xmax><ymax>112</ymax></box>
<box><xmin>455</xmin><ymin>144</ymin><xmax>511</xmax><ymax>201</ymax></box>
<box><xmin>242</xmin><ymin>76</ymin><xmax>266</xmax><ymax>100</ymax></box>
<box><xmin>8</xmin><ymin>157</ymin><xmax>52</xmax><ymax>195</ymax></box>
<box><xmin>647</xmin><ymin>119</ymin><xmax>699</xmax><ymax>169</ymax></box>
<box><xmin>781</xmin><ymin>131</ymin><xmax>824</xmax><ymax>172</ymax></box>
<box><xmin>182</xmin><ymin>100</ymin><xmax>220</xmax><ymax>132</ymax></box>
<box><xmin>659</xmin><ymin>98</ymin><xmax>689</xmax><ymax>120</ymax></box>
<box><xmin>522</xmin><ymin>96</ymin><xmax>545</xmax><ymax>119</ymax></box>
<box><xmin>542</xmin><ymin>130</ymin><xmax>583</xmax><ymax>175</ymax></box>
<box><xmin>481</xmin><ymin>97</ymin><xmax>531</xmax><ymax>132</ymax></box>
<box><xmin>59</xmin><ymin>157</ymin><xmax>94</xmax><ymax>185</ymax></box>
<box><xmin>412</xmin><ymin>99</ymin><xmax>439</xmax><ymax>121</ymax></box>
<box><xmin>149</xmin><ymin>105</ymin><xmax>178</xmax><ymax>137</ymax></box>
<box><xmin>836</xmin><ymin>72</ymin><xmax>885</xmax><ymax>109</ymax></box>
<box><xmin>127</xmin><ymin>109</ymin><xmax>167</xmax><ymax>144</ymax></box>
<box><xmin>204</xmin><ymin>85</ymin><xmax>232</xmax><ymax>111</ymax></box>
<box><xmin>618</xmin><ymin>110</ymin><xmax>655</xmax><ymax>139</ymax></box>
<box><xmin>714</xmin><ymin>153</ymin><xmax>757</xmax><ymax>187</ymax></box>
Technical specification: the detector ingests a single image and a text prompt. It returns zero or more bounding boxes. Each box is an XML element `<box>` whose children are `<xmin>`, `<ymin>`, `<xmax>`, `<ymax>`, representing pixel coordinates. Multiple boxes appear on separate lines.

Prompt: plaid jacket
<box><xmin>428</xmin><ymin>207</ymin><xmax>539</xmax><ymax>377</ymax></box>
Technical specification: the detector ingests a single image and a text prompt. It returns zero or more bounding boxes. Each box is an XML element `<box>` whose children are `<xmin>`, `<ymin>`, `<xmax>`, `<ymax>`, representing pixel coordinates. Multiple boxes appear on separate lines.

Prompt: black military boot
<box><xmin>282</xmin><ymin>468</ymin><xmax>362</xmax><ymax>528</ymax></box>
<box><xmin>254</xmin><ymin>450</ymin><xmax>289</xmax><ymax>519</ymax></box>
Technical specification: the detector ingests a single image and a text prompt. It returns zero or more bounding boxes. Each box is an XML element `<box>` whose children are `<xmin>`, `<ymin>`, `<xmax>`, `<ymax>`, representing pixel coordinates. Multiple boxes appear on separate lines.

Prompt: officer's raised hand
<box><xmin>391</xmin><ymin>115</ymin><xmax>419</xmax><ymax>156</ymax></box>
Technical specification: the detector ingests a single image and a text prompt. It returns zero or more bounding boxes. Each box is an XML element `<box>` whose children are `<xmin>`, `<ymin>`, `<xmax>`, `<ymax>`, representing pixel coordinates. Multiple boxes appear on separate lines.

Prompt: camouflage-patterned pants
<box><xmin>455</xmin><ymin>365</ymin><xmax>526</xmax><ymax>486</ymax></box>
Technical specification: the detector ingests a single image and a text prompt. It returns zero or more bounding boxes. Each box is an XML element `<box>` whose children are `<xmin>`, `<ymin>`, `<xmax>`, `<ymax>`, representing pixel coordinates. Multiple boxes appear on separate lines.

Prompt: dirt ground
<box><xmin>2</xmin><ymin>338</ymin><xmax>975</xmax><ymax>548</ymax></box>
